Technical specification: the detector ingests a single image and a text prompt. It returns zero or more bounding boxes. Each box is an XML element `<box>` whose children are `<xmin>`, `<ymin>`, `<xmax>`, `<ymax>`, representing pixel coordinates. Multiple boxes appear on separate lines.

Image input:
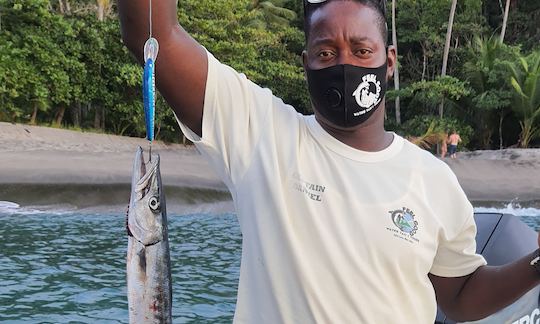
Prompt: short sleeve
<box><xmin>176</xmin><ymin>50</ymin><xmax>273</xmax><ymax>188</ymax></box>
<box><xmin>430</xmin><ymin>209</ymin><xmax>487</xmax><ymax>277</ymax></box>
<box><xmin>428</xmin><ymin>164</ymin><xmax>487</xmax><ymax>277</ymax></box>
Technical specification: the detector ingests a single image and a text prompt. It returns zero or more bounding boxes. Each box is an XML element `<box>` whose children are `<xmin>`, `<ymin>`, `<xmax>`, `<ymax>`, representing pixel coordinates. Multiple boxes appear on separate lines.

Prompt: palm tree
<box><xmin>391</xmin><ymin>0</ymin><xmax>401</xmax><ymax>125</ymax></box>
<box><xmin>508</xmin><ymin>51</ymin><xmax>540</xmax><ymax>148</ymax></box>
<box><xmin>408</xmin><ymin>121</ymin><xmax>446</xmax><ymax>150</ymax></box>
<box><xmin>464</xmin><ymin>36</ymin><xmax>514</xmax><ymax>149</ymax></box>
<box><xmin>439</xmin><ymin>0</ymin><xmax>458</xmax><ymax>118</ymax></box>
<box><xmin>500</xmin><ymin>0</ymin><xmax>511</xmax><ymax>43</ymax></box>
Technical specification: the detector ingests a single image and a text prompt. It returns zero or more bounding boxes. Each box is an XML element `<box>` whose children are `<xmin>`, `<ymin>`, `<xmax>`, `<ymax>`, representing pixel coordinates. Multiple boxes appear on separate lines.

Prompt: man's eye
<box><xmin>356</xmin><ymin>49</ymin><xmax>372</xmax><ymax>56</ymax></box>
<box><xmin>318</xmin><ymin>51</ymin><xmax>334</xmax><ymax>59</ymax></box>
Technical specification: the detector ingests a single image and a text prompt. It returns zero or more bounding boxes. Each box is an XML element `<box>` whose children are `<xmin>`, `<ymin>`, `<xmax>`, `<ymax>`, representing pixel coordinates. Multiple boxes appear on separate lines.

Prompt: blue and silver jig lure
<box><xmin>143</xmin><ymin>37</ymin><xmax>158</xmax><ymax>143</ymax></box>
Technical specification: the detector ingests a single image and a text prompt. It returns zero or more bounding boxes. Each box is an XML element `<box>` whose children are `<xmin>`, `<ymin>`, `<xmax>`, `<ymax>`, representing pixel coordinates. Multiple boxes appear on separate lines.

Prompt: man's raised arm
<box><xmin>117</xmin><ymin>0</ymin><xmax>207</xmax><ymax>136</ymax></box>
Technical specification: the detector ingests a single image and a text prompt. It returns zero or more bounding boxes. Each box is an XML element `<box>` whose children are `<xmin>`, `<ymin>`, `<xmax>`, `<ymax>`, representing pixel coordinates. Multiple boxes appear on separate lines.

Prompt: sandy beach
<box><xmin>1</xmin><ymin>122</ymin><xmax>539</xmax><ymax>208</ymax></box>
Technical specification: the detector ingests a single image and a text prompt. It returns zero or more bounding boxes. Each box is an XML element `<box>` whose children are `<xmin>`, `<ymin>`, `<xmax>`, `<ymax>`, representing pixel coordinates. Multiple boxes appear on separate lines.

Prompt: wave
<box><xmin>0</xmin><ymin>183</ymin><xmax>232</xmax><ymax>216</ymax></box>
<box><xmin>3</xmin><ymin>205</ymin><xmax>538</xmax><ymax>218</ymax></box>
<box><xmin>0</xmin><ymin>200</ymin><xmax>19</xmax><ymax>209</ymax></box>
<box><xmin>0</xmin><ymin>200</ymin><xmax>78</xmax><ymax>216</ymax></box>
<box><xmin>474</xmin><ymin>201</ymin><xmax>540</xmax><ymax>217</ymax></box>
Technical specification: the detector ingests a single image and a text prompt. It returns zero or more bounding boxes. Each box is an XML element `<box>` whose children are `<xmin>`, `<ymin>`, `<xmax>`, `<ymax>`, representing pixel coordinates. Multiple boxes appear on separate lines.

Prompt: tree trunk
<box><xmin>54</xmin><ymin>105</ymin><xmax>66</xmax><ymax>126</ymax></box>
<box><xmin>97</xmin><ymin>5</ymin><xmax>104</xmax><ymax>21</ymax></box>
<box><xmin>101</xmin><ymin>106</ymin><xmax>105</xmax><ymax>130</ymax></box>
<box><xmin>499</xmin><ymin>111</ymin><xmax>504</xmax><ymax>149</ymax></box>
<box><xmin>97</xmin><ymin>0</ymin><xmax>109</xmax><ymax>22</ymax></box>
<box><xmin>421</xmin><ymin>48</ymin><xmax>427</xmax><ymax>81</ymax></box>
<box><xmin>72</xmin><ymin>102</ymin><xmax>81</xmax><ymax>127</ymax></box>
<box><xmin>500</xmin><ymin>0</ymin><xmax>511</xmax><ymax>43</ymax></box>
<box><xmin>391</xmin><ymin>0</ymin><xmax>401</xmax><ymax>125</ymax></box>
<box><xmin>30</xmin><ymin>103</ymin><xmax>38</xmax><ymax>125</ymax></box>
<box><xmin>58</xmin><ymin>0</ymin><xmax>65</xmax><ymax>14</ymax></box>
<box><xmin>94</xmin><ymin>106</ymin><xmax>101</xmax><ymax>129</ymax></box>
<box><xmin>439</xmin><ymin>0</ymin><xmax>458</xmax><ymax>118</ymax></box>
<box><xmin>519</xmin><ymin>120</ymin><xmax>536</xmax><ymax>148</ymax></box>
<box><xmin>155</xmin><ymin>123</ymin><xmax>161</xmax><ymax>140</ymax></box>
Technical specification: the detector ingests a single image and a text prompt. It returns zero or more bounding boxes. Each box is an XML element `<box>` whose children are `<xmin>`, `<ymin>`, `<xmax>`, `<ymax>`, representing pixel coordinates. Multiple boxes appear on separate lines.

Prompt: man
<box><xmin>448</xmin><ymin>130</ymin><xmax>462</xmax><ymax>159</ymax></box>
<box><xmin>118</xmin><ymin>0</ymin><xmax>540</xmax><ymax>323</ymax></box>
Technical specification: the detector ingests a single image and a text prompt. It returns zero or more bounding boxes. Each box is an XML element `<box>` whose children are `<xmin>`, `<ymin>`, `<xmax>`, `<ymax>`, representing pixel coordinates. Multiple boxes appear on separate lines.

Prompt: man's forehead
<box><xmin>309</xmin><ymin>1</ymin><xmax>379</xmax><ymax>29</ymax></box>
<box><xmin>308</xmin><ymin>3</ymin><xmax>382</xmax><ymax>41</ymax></box>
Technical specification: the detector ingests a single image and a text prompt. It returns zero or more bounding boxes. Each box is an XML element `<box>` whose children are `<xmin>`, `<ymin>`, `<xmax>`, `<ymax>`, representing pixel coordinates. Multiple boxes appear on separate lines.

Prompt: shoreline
<box><xmin>443</xmin><ymin>149</ymin><xmax>540</xmax><ymax>203</ymax></box>
<box><xmin>1</xmin><ymin>122</ymin><xmax>539</xmax><ymax>208</ymax></box>
<box><xmin>0</xmin><ymin>122</ymin><xmax>226</xmax><ymax>191</ymax></box>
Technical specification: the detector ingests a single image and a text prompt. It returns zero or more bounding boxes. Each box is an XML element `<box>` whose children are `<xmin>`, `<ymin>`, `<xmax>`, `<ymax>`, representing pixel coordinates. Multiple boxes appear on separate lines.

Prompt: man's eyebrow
<box><xmin>310</xmin><ymin>35</ymin><xmax>376</xmax><ymax>46</ymax></box>
<box><xmin>349</xmin><ymin>36</ymin><xmax>375</xmax><ymax>44</ymax></box>
<box><xmin>310</xmin><ymin>36</ymin><xmax>335</xmax><ymax>47</ymax></box>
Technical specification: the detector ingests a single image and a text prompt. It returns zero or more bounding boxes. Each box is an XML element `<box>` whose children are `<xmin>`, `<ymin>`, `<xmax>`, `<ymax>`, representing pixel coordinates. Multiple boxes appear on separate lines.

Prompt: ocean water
<box><xmin>0</xmin><ymin>201</ymin><xmax>539</xmax><ymax>323</ymax></box>
<box><xmin>0</xmin><ymin>204</ymin><xmax>240</xmax><ymax>324</ymax></box>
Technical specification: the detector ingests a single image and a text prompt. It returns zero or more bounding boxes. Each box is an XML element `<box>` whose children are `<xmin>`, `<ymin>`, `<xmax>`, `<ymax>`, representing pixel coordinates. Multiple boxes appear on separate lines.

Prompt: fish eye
<box><xmin>149</xmin><ymin>196</ymin><xmax>160</xmax><ymax>212</ymax></box>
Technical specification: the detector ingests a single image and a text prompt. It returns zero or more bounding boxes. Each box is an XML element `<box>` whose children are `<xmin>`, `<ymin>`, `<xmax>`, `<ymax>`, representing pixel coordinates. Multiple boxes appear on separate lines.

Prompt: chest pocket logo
<box><xmin>386</xmin><ymin>207</ymin><xmax>420</xmax><ymax>244</ymax></box>
<box><xmin>390</xmin><ymin>207</ymin><xmax>418</xmax><ymax>237</ymax></box>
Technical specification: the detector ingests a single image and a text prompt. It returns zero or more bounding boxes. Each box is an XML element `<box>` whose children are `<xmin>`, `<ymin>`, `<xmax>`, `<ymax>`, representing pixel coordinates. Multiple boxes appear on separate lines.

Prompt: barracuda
<box><xmin>127</xmin><ymin>147</ymin><xmax>172</xmax><ymax>323</ymax></box>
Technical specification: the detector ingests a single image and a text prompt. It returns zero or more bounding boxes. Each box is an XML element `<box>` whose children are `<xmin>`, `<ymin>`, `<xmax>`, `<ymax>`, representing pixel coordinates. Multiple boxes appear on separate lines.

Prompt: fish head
<box><xmin>128</xmin><ymin>147</ymin><xmax>166</xmax><ymax>246</ymax></box>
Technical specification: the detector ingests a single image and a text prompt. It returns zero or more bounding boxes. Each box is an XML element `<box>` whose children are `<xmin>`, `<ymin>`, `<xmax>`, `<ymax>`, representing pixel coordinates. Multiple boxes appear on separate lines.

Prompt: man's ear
<box><xmin>302</xmin><ymin>50</ymin><xmax>308</xmax><ymax>81</ymax></box>
<box><xmin>385</xmin><ymin>45</ymin><xmax>397</xmax><ymax>81</ymax></box>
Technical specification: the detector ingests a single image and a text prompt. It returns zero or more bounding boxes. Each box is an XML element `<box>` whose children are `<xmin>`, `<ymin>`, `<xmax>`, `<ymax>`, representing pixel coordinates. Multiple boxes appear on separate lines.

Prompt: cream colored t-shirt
<box><xmin>178</xmin><ymin>51</ymin><xmax>487</xmax><ymax>324</ymax></box>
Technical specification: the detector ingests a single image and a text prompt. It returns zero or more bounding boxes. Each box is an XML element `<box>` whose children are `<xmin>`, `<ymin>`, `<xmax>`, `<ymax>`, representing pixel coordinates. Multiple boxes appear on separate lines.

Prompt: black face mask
<box><xmin>306</xmin><ymin>63</ymin><xmax>388</xmax><ymax>128</ymax></box>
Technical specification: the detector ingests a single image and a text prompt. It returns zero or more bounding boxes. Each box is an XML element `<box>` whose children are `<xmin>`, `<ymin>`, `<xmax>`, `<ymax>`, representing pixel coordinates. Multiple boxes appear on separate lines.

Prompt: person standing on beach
<box><xmin>448</xmin><ymin>130</ymin><xmax>462</xmax><ymax>159</ymax></box>
<box><xmin>118</xmin><ymin>1</ymin><xmax>540</xmax><ymax>323</ymax></box>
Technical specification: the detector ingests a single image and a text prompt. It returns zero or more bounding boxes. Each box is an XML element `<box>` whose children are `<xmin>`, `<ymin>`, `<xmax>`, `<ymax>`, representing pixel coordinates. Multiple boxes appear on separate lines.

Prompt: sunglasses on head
<box><xmin>303</xmin><ymin>0</ymin><xmax>327</xmax><ymax>17</ymax></box>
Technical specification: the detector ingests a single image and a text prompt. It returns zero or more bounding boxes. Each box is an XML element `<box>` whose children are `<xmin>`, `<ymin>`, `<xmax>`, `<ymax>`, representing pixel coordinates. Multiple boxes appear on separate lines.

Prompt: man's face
<box><xmin>305</xmin><ymin>1</ymin><xmax>388</xmax><ymax>70</ymax></box>
<box><xmin>303</xmin><ymin>1</ymin><xmax>396</xmax><ymax>130</ymax></box>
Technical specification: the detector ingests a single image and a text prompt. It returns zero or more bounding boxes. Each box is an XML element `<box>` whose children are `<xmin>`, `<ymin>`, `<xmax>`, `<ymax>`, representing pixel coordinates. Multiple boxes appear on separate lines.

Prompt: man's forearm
<box><xmin>448</xmin><ymin>251</ymin><xmax>540</xmax><ymax>321</ymax></box>
<box><xmin>117</xmin><ymin>0</ymin><xmax>179</xmax><ymax>62</ymax></box>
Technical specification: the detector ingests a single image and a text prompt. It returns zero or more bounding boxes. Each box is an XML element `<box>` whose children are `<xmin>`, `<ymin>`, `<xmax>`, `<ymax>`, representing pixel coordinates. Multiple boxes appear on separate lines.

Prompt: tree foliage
<box><xmin>0</xmin><ymin>0</ymin><xmax>539</xmax><ymax>149</ymax></box>
<box><xmin>508</xmin><ymin>51</ymin><xmax>540</xmax><ymax>147</ymax></box>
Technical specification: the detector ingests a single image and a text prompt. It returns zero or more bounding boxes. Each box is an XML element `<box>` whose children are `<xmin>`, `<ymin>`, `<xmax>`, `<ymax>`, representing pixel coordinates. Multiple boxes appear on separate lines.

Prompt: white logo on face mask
<box><xmin>352</xmin><ymin>74</ymin><xmax>382</xmax><ymax>116</ymax></box>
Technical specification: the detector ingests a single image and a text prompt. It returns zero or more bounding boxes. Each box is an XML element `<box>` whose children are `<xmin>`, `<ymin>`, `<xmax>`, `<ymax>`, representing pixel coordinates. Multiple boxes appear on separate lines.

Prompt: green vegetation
<box><xmin>0</xmin><ymin>0</ymin><xmax>539</xmax><ymax>149</ymax></box>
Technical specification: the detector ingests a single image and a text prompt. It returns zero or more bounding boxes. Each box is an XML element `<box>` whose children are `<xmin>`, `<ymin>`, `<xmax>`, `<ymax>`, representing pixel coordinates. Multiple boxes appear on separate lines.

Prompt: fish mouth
<box><xmin>131</xmin><ymin>147</ymin><xmax>156</xmax><ymax>184</ymax></box>
<box><xmin>128</xmin><ymin>147</ymin><xmax>164</xmax><ymax>246</ymax></box>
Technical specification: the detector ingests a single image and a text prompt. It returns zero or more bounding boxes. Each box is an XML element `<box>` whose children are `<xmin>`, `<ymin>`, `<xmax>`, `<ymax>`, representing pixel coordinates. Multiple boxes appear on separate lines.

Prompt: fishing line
<box><xmin>149</xmin><ymin>0</ymin><xmax>152</xmax><ymax>38</ymax></box>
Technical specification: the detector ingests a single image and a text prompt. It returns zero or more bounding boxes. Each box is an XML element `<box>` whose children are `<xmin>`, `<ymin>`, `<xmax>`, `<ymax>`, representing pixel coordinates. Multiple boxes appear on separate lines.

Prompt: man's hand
<box><xmin>430</xmin><ymin>252</ymin><xmax>540</xmax><ymax>322</ymax></box>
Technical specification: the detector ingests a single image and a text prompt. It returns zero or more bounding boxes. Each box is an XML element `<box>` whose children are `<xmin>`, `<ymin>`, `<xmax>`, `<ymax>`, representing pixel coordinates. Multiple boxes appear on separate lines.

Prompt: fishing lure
<box><xmin>142</xmin><ymin>0</ymin><xmax>159</xmax><ymax>156</ymax></box>
<box><xmin>143</xmin><ymin>37</ymin><xmax>158</xmax><ymax>143</ymax></box>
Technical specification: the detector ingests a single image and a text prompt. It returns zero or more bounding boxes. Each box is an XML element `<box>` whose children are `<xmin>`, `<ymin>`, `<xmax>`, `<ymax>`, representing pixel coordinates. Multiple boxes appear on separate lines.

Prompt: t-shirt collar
<box><xmin>306</xmin><ymin>116</ymin><xmax>404</xmax><ymax>162</ymax></box>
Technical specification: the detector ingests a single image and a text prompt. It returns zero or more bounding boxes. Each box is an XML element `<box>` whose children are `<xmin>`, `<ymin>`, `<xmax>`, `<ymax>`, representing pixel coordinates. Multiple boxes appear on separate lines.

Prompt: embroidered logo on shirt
<box><xmin>386</xmin><ymin>207</ymin><xmax>420</xmax><ymax>244</ymax></box>
<box><xmin>291</xmin><ymin>172</ymin><xmax>325</xmax><ymax>202</ymax></box>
